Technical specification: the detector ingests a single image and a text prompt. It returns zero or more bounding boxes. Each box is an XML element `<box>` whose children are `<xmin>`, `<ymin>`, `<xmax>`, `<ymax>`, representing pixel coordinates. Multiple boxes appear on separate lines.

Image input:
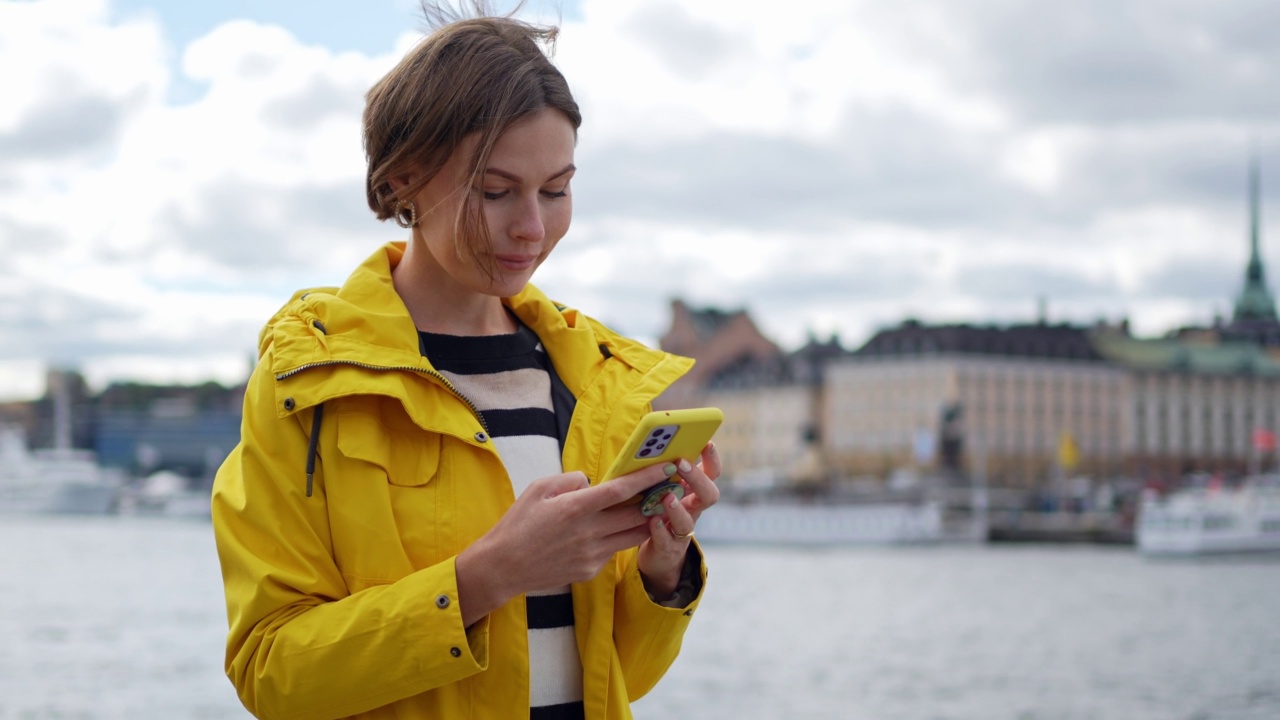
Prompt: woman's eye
<box><xmin>482</xmin><ymin>190</ymin><xmax>508</xmax><ymax>201</ymax></box>
<box><xmin>542</xmin><ymin>189</ymin><xmax>569</xmax><ymax>199</ymax></box>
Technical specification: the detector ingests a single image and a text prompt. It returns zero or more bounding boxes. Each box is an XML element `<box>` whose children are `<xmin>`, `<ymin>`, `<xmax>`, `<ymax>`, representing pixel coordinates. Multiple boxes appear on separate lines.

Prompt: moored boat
<box><xmin>0</xmin><ymin>426</ymin><xmax>124</xmax><ymax>515</ymax></box>
<box><xmin>1137</xmin><ymin>475</ymin><xmax>1280</xmax><ymax>555</ymax></box>
<box><xmin>693</xmin><ymin>500</ymin><xmax>986</xmax><ymax>545</ymax></box>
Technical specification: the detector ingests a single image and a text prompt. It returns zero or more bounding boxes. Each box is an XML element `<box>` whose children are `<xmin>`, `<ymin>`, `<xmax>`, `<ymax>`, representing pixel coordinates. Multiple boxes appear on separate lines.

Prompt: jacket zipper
<box><xmin>275</xmin><ymin>360</ymin><xmax>491</xmax><ymax>435</ymax></box>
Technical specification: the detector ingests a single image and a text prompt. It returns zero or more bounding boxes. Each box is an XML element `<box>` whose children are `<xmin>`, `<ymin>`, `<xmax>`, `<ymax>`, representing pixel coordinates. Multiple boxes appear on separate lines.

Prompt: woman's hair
<box><xmin>364</xmin><ymin>1</ymin><xmax>581</xmax><ymax>271</ymax></box>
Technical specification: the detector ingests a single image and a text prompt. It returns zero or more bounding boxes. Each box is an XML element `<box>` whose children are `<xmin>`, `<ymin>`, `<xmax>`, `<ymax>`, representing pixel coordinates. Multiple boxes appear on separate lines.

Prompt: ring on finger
<box><xmin>668</xmin><ymin>523</ymin><xmax>694</xmax><ymax>541</ymax></box>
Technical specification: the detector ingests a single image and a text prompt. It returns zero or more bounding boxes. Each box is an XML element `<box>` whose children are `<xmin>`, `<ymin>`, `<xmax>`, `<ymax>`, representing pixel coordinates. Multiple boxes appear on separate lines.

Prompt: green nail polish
<box><xmin>663</xmin><ymin>463</ymin><xmax>677</xmax><ymax>477</ymax></box>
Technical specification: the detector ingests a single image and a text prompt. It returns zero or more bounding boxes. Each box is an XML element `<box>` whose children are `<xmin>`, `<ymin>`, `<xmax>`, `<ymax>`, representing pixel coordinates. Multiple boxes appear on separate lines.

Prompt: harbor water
<box><xmin>2</xmin><ymin>516</ymin><xmax>1278</xmax><ymax>719</ymax></box>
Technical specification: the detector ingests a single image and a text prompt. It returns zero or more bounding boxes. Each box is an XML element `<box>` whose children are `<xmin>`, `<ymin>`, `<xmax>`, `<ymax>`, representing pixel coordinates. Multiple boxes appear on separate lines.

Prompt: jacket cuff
<box><xmin>402</xmin><ymin>557</ymin><xmax>490</xmax><ymax>676</ymax></box>
<box><xmin>646</xmin><ymin>544</ymin><xmax>703</xmax><ymax>608</ymax></box>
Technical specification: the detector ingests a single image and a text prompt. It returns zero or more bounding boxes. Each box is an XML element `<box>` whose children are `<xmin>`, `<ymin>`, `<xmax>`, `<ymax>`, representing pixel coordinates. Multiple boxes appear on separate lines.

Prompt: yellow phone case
<box><xmin>602</xmin><ymin>407</ymin><xmax>723</xmax><ymax>516</ymax></box>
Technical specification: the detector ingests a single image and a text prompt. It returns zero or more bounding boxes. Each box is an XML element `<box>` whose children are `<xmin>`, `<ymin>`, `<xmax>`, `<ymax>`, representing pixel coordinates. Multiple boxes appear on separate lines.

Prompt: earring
<box><xmin>394</xmin><ymin>200</ymin><xmax>418</xmax><ymax>229</ymax></box>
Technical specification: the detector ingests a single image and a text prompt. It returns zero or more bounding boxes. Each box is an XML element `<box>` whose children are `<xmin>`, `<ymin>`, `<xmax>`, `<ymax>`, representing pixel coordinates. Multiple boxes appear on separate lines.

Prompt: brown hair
<box><xmin>363</xmin><ymin>2</ymin><xmax>581</xmax><ymax>272</ymax></box>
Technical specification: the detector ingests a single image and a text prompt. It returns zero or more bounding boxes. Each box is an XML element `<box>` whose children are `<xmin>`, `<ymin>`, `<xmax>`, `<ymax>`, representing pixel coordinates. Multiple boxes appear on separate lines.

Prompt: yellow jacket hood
<box><xmin>256</xmin><ymin>242</ymin><xmax>689</xmax><ymax>422</ymax></box>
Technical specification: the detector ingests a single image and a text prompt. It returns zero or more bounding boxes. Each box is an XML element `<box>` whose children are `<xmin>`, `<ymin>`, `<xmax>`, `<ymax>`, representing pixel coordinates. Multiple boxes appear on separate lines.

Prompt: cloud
<box><xmin>0</xmin><ymin>2</ymin><xmax>410</xmax><ymax>396</ymax></box>
<box><xmin>938</xmin><ymin>0</ymin><xmax>1280</xmax><ymax>125</ymax></box>
<box><xmin>0</xmin><ymin>219</ymin><xmax>68</xmax><ymax>258</ymax></box>
<box><xmin>563</xmin><ymin>0</ymin><xmax>1279</xmax><ymax>246</ymax></box>
<box><xmin>0</xmin><ymin>91</ymin><xmax>132</xmax><ymax>162</ymax></box>
<box><xmin>153</xmin><ymin>176</ymin><xmax>384</xmax><ymax>270</ymax></box>
<box><xmin>574</xmin><ymin>110</ymin><xmax>1029</xmax><ymax>233</ymax></box>
<box><xmin>1140</xmin><ymin>256</ymin><xmax>1247</xmax><ymax>305</ymax></box>
<box><xmin>0</xmin><ymin>284</ymin><xmax>143</xmax><ymax>361</ymax></box>
<box><xmin>0</xmin><ymin>0</ymin><xmax>165</xmax><ymax>206</ymax></box>
<box><xmin>624</xmin><ymin>2</ymin><xmax>744</xmax><ymax>81</ymax></box>
<box><xmin>260</xmin><ymin>75</ymin><xmax>368</xmax><ymax>130</ymax></box>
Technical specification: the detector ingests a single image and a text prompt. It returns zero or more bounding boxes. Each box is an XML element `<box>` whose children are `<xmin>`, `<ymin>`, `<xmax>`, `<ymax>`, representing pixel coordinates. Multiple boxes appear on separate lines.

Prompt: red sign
<box><xmin>1253</xmin><ymin>428</ymin><xmax>1277</xmax><ymax>452</ymax></box>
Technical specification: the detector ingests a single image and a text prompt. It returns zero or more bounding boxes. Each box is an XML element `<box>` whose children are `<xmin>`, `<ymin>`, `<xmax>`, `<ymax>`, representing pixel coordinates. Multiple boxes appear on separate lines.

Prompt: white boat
<box><xmin>0</xmin><ymin>426</ymin><xmax>124</xmax><ymax>515</ymax></box>
<box><xmin>693</xmin><ymin>500</ymin><xmax>985</xmax><ymax>545</ymax></box>
<box><xmin>116</xmin><ymin>470</ymin><xmax>211</xmax><ymax>519</ymax></box>
<box><xmin>1137</xmin><ymin>476</ymin><xmax>1280</xmax><ymax>555</ymax></box>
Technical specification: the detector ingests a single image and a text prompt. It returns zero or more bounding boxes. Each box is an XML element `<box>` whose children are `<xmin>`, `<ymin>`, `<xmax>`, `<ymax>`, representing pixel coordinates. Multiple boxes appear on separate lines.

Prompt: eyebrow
<box><xmin>485</xmin><ymin>164</ymin><xmax>576</xmax><ymax>184</ymax></box>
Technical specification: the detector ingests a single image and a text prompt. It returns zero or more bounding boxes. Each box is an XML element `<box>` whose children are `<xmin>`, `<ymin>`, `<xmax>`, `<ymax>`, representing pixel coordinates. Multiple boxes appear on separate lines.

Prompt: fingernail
<box><xmin>664</xmin><ymin>492</ymin><xmax>678</xmax><ymax>506</ymax></box>
<box><xmin>663</xmin><ymin>463</ymin><xmax>677</xmax><ymax>477</ymax></box>
<box><xmin>678</xmin><ymin>459</ymin><xmax>692</xmax><ymax>473</ymax></box>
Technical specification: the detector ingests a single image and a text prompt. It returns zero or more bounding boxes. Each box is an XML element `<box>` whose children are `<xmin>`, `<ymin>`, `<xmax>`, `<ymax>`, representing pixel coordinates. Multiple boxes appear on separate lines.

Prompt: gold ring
<box><xmin>670</xmin><ymin>527</ymin><xmax>694</xmax><ymax>541</ymax></box>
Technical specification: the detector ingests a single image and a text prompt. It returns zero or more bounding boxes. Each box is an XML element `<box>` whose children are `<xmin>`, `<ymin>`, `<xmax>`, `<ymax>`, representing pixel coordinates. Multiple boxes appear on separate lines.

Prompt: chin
<box><xmin>492</xmin><ymin>269</ymin><xmax>539</xmax><ymax>295</ymax></box>
<box><xmin>484</xmin><ymin>277</ymin><xmax>532</xmax><ymax>298</ymax></box>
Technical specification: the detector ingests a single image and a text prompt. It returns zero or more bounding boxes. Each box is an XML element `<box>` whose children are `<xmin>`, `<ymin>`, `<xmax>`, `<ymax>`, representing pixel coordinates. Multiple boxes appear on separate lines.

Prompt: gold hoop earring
<box><xmin>394</xmin><ymin>200</ymin><xmax>418</xmax><ymax>229</ymax></box>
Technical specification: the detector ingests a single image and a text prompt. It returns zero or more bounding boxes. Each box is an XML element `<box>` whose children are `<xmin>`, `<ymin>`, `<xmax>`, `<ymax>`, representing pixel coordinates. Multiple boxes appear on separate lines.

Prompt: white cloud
<box><xmin>559</xmin><ymin>0</ymin><xmax>1008</xmax><ymax>144</ymax></box>
<box><xmin>0</xmin><ymin>2</ymin><xmax>409</xmax><ymax>398</ymax></box>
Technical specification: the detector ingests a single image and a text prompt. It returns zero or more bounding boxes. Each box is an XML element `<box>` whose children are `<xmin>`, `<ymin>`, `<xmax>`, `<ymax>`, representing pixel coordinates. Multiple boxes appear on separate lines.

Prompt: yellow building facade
<box><xmin>823</xmin><ymin>355</ymin><xmax>1127</xmax><ymax>486</ymax></box>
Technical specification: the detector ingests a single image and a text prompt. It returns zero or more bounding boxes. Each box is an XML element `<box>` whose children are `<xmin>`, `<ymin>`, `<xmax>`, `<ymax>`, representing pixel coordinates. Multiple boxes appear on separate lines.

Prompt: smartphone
<box><xmin>602</xmin><ymin>407</ymin><xmax>723</xmax><ymax>516</ymax></box>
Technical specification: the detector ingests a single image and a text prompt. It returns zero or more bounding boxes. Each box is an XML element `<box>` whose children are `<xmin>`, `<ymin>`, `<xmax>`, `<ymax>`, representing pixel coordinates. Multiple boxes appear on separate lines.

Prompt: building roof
<box><xmin>685</xmin><ymin>306</ymin><xmax>743</xmax><ymax>342</ymax></box>
<box><xmin>1221</xmin><ymin>318</ymin><xmax>1280</xmax><ymax>347</ymax></box>
<box><xmin>1233</xmin><ymin>153</ymin><xmax>1278</xmax><ymax>324</ymax></box>
<box><xmin>706</xmin><ymin>334</ymin><xmax>853</xmax><ymax>390</ymax></box>
<box><xmin>854</xmin><ymin>320</ymin><xmax>1105</xmax><ymax>362</ymax></box>
<box><xmin>1091</xmin><ymin>330</ymin><xmax>1280</xmax><ymax>376</ymax></box>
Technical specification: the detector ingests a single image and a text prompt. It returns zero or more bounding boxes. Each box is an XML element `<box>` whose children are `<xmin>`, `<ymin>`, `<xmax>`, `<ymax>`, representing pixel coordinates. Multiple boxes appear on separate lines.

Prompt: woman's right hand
<box><xmin>454</xmin><ymin>463</ymin><xmax>678</xmax><ymax>626</ymax></box>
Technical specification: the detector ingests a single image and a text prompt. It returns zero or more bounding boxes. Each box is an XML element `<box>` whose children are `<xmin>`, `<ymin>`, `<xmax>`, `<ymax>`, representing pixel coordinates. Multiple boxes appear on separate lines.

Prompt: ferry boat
<box><xmin>116</xmin><ymin>470</ymin><xmax>211</xmax><ymax>519</ymax></box>
<box><xmin>1137</xmin><ymin>475</ymin><xmax>1280</xmax><ymax>555</ymax></box>
<box><xmin>693</xmin><ymin>500</ymin><xmax>986</xmax><ymax>546</ymax></box>
<box><xmin>0</xmin><ymin>426</ymin><xmax>124</xmax><ymax>515</ymax></box>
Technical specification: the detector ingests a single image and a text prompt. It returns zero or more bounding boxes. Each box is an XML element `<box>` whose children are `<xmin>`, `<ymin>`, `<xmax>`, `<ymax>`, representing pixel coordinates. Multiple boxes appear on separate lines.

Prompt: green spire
<box><xmin>1234</xmin><ymin>151</ymin><xmax>1278</xmax><ymax>322</ymax></box>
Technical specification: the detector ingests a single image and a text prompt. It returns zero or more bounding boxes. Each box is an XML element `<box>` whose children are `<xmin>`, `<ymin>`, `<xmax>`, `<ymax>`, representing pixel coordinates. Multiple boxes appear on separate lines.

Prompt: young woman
<box><xmin>211</xmin><ymin>7</ymin><xmax>720</xmax><ymax>720</ymax></box>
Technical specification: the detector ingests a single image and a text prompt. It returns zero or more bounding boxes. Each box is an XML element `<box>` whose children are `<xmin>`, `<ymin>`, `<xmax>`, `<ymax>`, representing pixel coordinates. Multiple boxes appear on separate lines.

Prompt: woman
<box><xmin>211</xmin><ymin>5</ymin><xmax>720</xmax><ymax>720</ymax></box>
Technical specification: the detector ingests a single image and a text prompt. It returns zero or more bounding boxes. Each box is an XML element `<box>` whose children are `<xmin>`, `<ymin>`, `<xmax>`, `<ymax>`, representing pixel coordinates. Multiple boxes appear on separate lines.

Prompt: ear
<box><xmin>387</xmin><ymin>164</ymin><xmax>422</xmax><ymax>195</ymax></box>
<box><xmin>387</xmin><ymin>174</ymin><xmax>414</xmax><ymax>194</ymax></box>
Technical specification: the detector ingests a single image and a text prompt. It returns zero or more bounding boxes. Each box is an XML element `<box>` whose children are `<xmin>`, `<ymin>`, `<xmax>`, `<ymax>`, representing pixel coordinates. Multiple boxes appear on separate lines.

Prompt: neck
<box><xmin>392</xmin><ymin>238</ymin><xmax>518</xmax><ymax>336</ymax></box>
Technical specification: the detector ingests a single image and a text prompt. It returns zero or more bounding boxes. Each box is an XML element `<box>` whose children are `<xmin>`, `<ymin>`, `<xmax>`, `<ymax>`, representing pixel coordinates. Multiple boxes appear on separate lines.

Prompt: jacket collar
<box><xmin>262</xmin><ymin>242</ymin><xmax>690</xmax><ymax>405</ymax></box>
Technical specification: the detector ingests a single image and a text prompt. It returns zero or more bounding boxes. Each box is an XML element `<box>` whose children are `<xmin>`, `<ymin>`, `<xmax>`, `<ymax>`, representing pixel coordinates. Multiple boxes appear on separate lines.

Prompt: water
<box><xmin>2</xmin><ymin>518</ymin><xmax>1278</xmax><ymax>719</ymax></box>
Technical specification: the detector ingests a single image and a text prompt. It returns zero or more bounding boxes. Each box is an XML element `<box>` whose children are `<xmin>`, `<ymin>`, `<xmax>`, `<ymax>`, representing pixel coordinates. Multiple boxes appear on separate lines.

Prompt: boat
<box><xmin>1137</xmin><ymin>475</ymin><xmax>1280</xmax><ymax>555</ymax></box>
<box><xmin>693</xmin><ymin>500</ymin><xmax>986</xmax><ymax>545</ymax></box>
<box><xmin>116</xmin><ymin>470</ymin><xmax>211</xmax><ymax>519</ymax></box>
<box><xmin>0</xmin><ymin>425</ymin><xmax>124</xmax><ymax>515</ymax></box>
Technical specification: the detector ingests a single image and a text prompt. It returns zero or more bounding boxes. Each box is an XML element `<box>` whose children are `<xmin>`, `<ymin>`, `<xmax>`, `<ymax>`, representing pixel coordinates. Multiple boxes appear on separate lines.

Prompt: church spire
<box><xmin>1233</xmin><ymin>150</ymin><xmax>1278</xmax><ymax>323</ymax></box>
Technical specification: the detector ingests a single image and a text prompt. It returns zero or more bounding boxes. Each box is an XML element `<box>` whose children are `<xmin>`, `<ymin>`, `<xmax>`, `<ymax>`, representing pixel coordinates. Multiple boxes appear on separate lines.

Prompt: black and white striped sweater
<box><xmin>420</xmin><ymin>321</ymin><xmax>584</xmax><ymax>720</ymax></box>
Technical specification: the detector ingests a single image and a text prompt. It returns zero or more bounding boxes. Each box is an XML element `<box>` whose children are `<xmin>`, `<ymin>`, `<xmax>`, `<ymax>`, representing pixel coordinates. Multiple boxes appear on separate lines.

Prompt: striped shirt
<box><xmin>420</xmin><ymin>321</ymin><xmax>584</xmax><ymax>720</ymax></box>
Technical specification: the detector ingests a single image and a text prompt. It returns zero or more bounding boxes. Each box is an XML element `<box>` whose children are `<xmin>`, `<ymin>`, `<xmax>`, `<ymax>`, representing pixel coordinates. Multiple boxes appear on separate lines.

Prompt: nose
<box><xmin>509</xmin><ymin>196</ymin><xmax>545</xmax><ymax>244</ymax></box>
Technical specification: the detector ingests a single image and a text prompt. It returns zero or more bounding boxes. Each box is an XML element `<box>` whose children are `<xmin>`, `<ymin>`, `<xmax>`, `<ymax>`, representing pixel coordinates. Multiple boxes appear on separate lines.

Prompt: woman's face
<box><xmin>408</xmin><ymin>107</ymin><xmax>576</xmax><ymax>300</ymax></box>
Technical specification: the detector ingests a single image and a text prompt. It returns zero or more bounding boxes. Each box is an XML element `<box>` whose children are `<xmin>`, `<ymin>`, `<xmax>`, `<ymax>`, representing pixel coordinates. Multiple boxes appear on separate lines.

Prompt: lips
<box><xmin>494</xmin><ymin>254</ymin><xmax>538</xmax><ymax>272</ymax></box>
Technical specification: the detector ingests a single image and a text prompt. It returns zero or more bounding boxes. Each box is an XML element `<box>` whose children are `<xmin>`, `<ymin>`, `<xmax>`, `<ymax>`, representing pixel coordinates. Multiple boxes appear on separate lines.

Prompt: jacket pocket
<box><xmin>332</xmin><ymin>408</ymin><xmax>451</xmax><ymax>576</ymax></box>
<box><xmin>336</xmin><ymin>409</ymin><xmax>440</xmax><ymax>486</ymax></box>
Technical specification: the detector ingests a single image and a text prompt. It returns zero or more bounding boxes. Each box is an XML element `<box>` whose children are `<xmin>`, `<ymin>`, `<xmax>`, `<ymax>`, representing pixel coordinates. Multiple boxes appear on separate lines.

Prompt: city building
<box><xmin>1092</xmin><ymin>329</ymin><xmax>1280</xmax><ymax>478</ymax></box>
<box><xmin>826</xmin><ymin>322</ymin><xmax>1125</xmax><ymax>486</ymax></box>
<box><xmin>0</xmin><ymin>372</ymin><xmax>245</xmax><ymax>480</ymax></box>
<box><xmin>699</xmin><ymin>335</ymin><xmax>849</xmax><ymax>488</ymax></box>
<box><xmin>1092</xmin><ymin>153</ymin><xmax>1280</xmax><ymax>478</ymax></box>
<box><xmin>661</xmin><ymin>156</ymin><xmax>1280</xmax><ymax>488</ymax></box>
<box><xmin>93</xmin><ymin>381</ymin><xmax>245</xmax><ymax>477</ymax></box>
<box><xmin>656</xmin><ymin>299</ymin><xmax>781</xmax><ymax>410</ymax></box>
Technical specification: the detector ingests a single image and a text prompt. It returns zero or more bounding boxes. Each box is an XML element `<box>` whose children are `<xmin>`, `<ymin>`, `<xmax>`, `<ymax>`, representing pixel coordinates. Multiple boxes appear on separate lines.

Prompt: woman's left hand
<box><xmin>637</xmin><ymin>442</ymin><xmax>722</xmax><ymax>598</ymax></box>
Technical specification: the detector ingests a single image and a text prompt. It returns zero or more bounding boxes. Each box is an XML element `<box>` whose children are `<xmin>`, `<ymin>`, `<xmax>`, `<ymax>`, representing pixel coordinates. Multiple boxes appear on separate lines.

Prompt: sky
<box><xmin>1</xmin><ymin>0</ymin><xmax>1278</xmax><ymax>401</ymax></box>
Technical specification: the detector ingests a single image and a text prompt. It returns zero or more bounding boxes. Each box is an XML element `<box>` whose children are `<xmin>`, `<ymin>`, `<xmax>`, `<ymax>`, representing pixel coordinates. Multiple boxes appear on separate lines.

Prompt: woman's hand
<box><xmin>637</xmin><ymin>442</ymin><xmax>722</xmax><ymax>598</ymax></box>
<box><xmin>455</xmin><ymin>463</ymin><xmax>676</xmax><ymax>626</ymax></box>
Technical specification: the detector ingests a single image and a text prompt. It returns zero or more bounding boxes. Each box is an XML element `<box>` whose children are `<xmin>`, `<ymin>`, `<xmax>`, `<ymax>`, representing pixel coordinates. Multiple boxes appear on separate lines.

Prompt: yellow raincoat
<box><xmin>212</xmin><ymin>242</ymin><xmax>704</xmax><ymax>719</ymax></box>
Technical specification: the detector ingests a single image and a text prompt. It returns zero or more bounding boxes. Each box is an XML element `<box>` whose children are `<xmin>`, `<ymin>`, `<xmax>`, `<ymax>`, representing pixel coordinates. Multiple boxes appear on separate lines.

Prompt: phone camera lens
<box><xmin>639</xmin><ymin>448</ymin><xmax>651</xmax><ymax>457</ymax></box>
